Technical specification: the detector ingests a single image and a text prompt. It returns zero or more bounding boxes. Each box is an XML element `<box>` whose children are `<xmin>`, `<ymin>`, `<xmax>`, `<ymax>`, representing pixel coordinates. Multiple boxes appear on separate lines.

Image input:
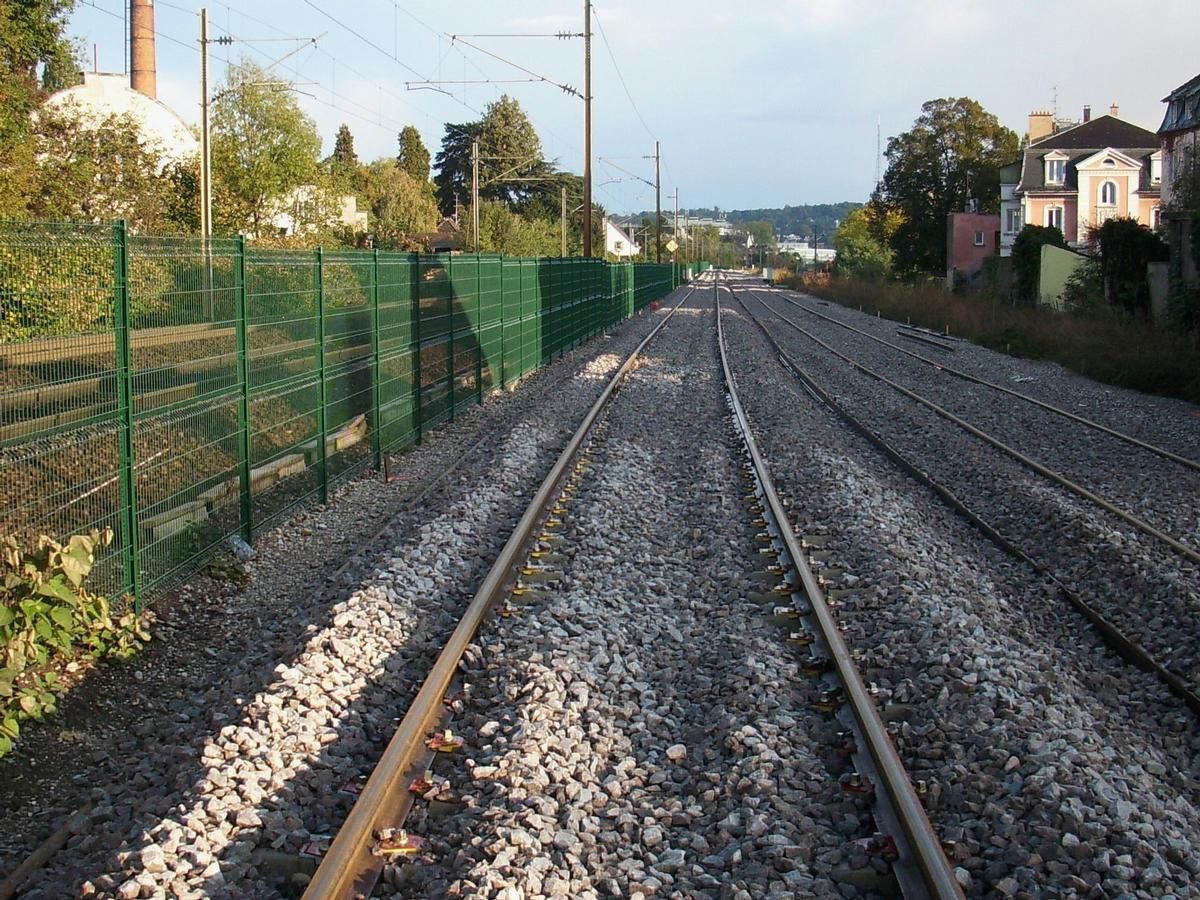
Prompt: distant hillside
<box><xmin>685</xmin><ymin>203</ymin><xmax>862</xmax><ymax>238</ymax></box>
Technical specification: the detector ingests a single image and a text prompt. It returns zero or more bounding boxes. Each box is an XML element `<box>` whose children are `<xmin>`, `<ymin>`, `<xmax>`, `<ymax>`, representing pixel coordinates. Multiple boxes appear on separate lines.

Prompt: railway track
<box><xmin>721</xmin><ymin>274</ymin><xmax>1200</xmax><ymax>712</ymax></box>
<box><xmin>760</xmin><ymin>286</ymin><xmax>1200</xmax><ymax>473</ymax></box>
<box><xmin>302</xmin><ymin>276</ymin><xmax>961</xmax><ymax>899</ymax></box>
<box><xmin>739</xmin><ymin>287</ymin><xmax>1200</xmax><ymax>567</ymax></box>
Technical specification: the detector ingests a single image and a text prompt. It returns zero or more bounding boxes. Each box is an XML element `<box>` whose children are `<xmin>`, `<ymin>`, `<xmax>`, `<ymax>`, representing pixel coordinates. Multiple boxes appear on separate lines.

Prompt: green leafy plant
<box><xmin>0</xmin><ymin>528</ymin><xmax>149</xmax><ymax>756</ymax></box>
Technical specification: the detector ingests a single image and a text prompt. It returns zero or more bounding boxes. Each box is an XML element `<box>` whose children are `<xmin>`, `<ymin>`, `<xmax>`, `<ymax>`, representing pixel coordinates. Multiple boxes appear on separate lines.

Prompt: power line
<box><xmin>591</xmin><ymin>6</ymin><xmax>655</xmax><ymax>142</ymax></box>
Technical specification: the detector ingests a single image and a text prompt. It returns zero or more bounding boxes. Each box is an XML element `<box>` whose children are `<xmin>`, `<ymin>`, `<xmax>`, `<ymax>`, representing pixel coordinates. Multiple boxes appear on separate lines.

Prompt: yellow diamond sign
<box><xmin>666</xmin><ymin>239</ymin><xmax>679</xmax><ymax>253</ymax></box>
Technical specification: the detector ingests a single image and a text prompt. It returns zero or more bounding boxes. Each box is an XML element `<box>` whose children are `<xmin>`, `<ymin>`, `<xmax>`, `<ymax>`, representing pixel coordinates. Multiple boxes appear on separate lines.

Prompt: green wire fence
<box><xmin>0</xmin><ymin>221</ymin><xmax>685</xmax><ymax>604</ymax></box>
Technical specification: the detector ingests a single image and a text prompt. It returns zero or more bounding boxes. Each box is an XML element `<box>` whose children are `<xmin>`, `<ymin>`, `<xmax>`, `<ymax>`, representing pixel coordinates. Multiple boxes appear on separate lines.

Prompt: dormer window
<box><xmin>1045</xmin><ymin>154</ymin><xmax>1067</xmax><ymax>184</ymax></box>
<box><xmin>1151</xmin><ymin>152</ymin><xmax>1162</xmax><ymax>185</ymax></box>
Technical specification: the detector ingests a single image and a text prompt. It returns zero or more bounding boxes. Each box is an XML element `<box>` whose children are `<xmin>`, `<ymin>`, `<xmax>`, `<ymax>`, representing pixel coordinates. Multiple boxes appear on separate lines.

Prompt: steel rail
<box><xmin>302</xmin><ymin>283</ymin><xmax>698</xmax><ymax>899</ymax></box>
<box><xmin>760</xmin><ymin>287</ymin><xmax>1200</xmax><ymax>473</ymax></box>
<box><xmin>714</xmin><ymin>281</ymin><xmax>964</xmax><ymax>900</ymax></box>
<box><xmin>724</xmin><ymin>278</ymin><xmax>1200</xmax><ymax>719</ymax></box>
<box><xmin>741</xmin><ymin>288</ymin><xmax>1200</xmax><ymax>568</ymax></box>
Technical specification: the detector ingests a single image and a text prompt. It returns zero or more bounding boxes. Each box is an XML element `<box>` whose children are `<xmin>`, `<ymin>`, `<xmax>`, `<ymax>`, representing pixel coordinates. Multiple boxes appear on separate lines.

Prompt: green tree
<box><xmin>878</xmin><ymin>97</ymin><xmax>1018</xmax><ymax>275</ymax></box>
<box><xmin>326</xmin><ymin>123</ymin><xmax>361</xmax><ymax>194</ymax></box>
<box><xmin>478</xmin><ymin>201</ymin><xmax>558</xmax><ymax>256</ymax></box>
<box><xmin>743</xmin><ymin>220</ymin><xmax>777</xmax><ymax>247</ymax></box>
<box><xmin>397</xmin><ymin>125</ymin><xmax>430</xmax><ymax>184</ymax></box>
<box><xmin>433</xmin><ymin>121</ymin><xmax>479</xmax><ymax>216</ymax></box>
<box><xmin>333</xmin><ymin>123</ymin><xmax>357</xmax><ymax>167</ymax></box>
<box><xmin>476</xmin><ymin>95</ymin><xmax>549</xmax><ymax>204</ymax></box>
<box><xmin>211</xmin><ymin>61</ymin><xmax>322</xmax><ymax>235</ymax></box>
<box><xmin>433</xmin><ymin>95</ymin><xmax>549</xmax><ymax>216</ymax></box>
<box><xmin>0</xmin><ymin>0</ymin><xmax>81</xmax><ymax>216</ymax></box>
<box><xmin>27</xmin><ymin>107</ymin><xmax>176</xmax><ymax>230</ymax></box>
<box><xmin>1011</xmin><ymin>224</ymin><xmax>1067</xmax><ymax>306</ymax></box>
<box><xmin>833</xmin><ymin>204</ymin><xmax>901</xmax><ymax>279</ymax></box>
<box><xmin>363</xmin><ymin>159</ymin><xmax>439</xmax><ymax>249</ymax></box>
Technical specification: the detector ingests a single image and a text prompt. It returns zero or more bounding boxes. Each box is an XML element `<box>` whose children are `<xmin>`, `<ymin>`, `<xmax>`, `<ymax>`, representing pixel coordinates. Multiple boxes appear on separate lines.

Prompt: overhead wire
<box><xmin>591</xmin><ymin>5</ymin><xmax>656</xmax><ymax>142</ymax></box>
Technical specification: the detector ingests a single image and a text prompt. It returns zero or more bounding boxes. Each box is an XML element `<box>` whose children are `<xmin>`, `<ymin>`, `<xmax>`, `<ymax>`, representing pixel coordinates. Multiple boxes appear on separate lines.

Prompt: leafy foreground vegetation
<box><xmin>0</xmin><ymin>529</ymin><xmax>148</xmax><ymax>757</ymax></box>
<box><xmin>797</xmin><ymin>277</ymin><xmax>1200</xmax><ymax>405</ymax></box>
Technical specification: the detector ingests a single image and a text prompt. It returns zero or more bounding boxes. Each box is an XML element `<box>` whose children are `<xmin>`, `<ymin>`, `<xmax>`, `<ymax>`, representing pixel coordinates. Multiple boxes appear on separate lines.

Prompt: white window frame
<box><xmin>973</xmin><ymin>230</ymin><xmax>985</xmax><ymax>247</ymax></box>
<box><xmin>1150</xmin><ymin>153</ymin><xmax>1162</xmax><ymax>185</ymax></box>
<box><xmin>1046</xmin><ymin>158</ymin><xmax>1066</xmax><ymax>184</ymax></box>
<box><xmin>1005</xmin><ymin>208</ymin><xmax>1022</xmax><ymax>234</ymax></box>
<box><xmin>1151</xmin><ymin>206</ymin><xmax>1161</xmax><ymax>229</ymax></box>
<box><xmin>1099</xmin><ymin>180</ymin><xmax>1118</xmax><ymax>206</ymax></box>
<box><xmin>1046</xmin><ymin>206</ymin><xmax>1064</xmax><ymax>231</ymax></box>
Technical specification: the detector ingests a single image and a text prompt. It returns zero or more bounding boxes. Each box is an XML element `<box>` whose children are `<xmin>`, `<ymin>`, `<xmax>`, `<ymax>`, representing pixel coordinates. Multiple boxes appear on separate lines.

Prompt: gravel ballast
<box><xmin>719</xmin><ymin>277</ymin><xmax>1200</xmax><ymax>898</ymax></box>
<box><xmin>754</xmin><ymin>287</ymin><xmax>1200</xmax><ymax>548</ymax></box>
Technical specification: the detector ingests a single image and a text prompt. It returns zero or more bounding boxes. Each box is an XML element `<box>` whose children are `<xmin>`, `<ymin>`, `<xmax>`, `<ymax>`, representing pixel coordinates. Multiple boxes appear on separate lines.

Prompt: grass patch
<box><xmin>796</xmin><ymin>277</ymin><xmax>1200</xmax><ymax>405</ymax></box>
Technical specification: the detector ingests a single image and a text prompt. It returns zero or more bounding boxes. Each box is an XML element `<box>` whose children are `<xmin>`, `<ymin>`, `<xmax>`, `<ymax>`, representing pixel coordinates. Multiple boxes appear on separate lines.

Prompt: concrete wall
<box><xmin>1039</xmin><ymin>243</ymin><xmax>1089</xmax><ymax>309</ymax></box>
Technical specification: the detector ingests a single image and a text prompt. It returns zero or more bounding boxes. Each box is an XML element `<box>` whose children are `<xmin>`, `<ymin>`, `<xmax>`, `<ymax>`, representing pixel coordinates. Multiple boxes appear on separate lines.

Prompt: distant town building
<box><xmin>664</xmin><ymin>214</ymin><xmax>733</xmax><ymax>236</ymax></box>
<box><xmin>778</xmin><ymin>235</ymin><xmax>835</xmax><ymax>263</ymax></box>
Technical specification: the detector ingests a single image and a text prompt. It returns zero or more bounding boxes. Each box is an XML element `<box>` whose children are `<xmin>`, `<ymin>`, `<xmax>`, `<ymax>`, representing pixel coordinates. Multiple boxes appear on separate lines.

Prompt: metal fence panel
<box><xmin>0</xmin><ymin>222</ymin><xmax>679</xmax><ymax>603</ymax></box>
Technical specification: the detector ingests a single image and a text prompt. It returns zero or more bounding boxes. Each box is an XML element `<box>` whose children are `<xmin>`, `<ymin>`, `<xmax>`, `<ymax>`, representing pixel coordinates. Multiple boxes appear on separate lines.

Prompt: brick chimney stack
<box><xmin>1083</xmin><ymin>105</ymin><xmax>1091</xmax><ymax>123</ymax></box>
<box><xmin>1109</xmin><ymin>103</ymin><xmax>1120</xmax><ymax>119</ymax></box>
<box><xmin>1028</xmin><ymin>110</ymin><xmax>1054</xmax><ymax>143</ymax></box>
<box><xmin>130</xmin><ymin>0</ymin><xmax>156</xmax><ymax>99</ymax></box>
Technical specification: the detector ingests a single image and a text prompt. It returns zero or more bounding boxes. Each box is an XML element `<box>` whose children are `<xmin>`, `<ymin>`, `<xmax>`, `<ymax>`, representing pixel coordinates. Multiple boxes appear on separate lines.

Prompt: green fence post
<box><xmin>315</xmin><ymin>247</ymin><xmax>328</xmax><ymax>505</ymax></box>
<box><xmin>412</xmin><ymin>253</ymin><xmax>423</xmax><ymax>445</ymax></box>
<box><xmin>370</xmin><ymin>247</ymin><xmax>382</xmax><ymax>470</ymax></box>
<box><xmin>476</xmin><ymin>253</ymin><xmax>483</xmax><ymax>405</ymax></box>
<box><xmin>499</xmin><ymin>255</ymin><xmax>507</xmax><ymax>388</ymax></box>
<box><xmin>233</xmin><ymin>235</ymin><xmax>253</xmax><ymax>542</ymax></box>
<box><xmin>112</xmin><ymin>220</ymin><xmax>141</xmax><ymax>604</ymax></box>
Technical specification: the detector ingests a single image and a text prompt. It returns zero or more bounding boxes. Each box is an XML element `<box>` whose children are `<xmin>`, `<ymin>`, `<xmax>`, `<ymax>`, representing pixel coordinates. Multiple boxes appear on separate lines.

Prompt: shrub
<box><xmin>0</xmin><ymin>528</ymin><xmax>148</xmax><ymax>757</ymax></box>
<box><xmin>1011</xmin><ymin>224</ymin><xmax>1067</xmax><ymax>306</ymax></box>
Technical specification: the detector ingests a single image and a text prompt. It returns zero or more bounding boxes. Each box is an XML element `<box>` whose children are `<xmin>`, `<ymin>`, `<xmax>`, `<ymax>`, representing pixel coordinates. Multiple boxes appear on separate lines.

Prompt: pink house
<box><xmin>946</xmin><ymin>212</ymin><xmax>1000</xmax><ymax>287</ymax></box>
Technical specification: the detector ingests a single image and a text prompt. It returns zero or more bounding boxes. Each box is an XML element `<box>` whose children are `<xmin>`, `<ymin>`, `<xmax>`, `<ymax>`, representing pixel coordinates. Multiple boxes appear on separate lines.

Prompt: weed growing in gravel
<box><xmin>798</xmin><ymin>277</ymin><xmax>1200</xmax><ymax>404</ymax></box>
<box><xmin>0</xmin><ymin>529</ymin><xmax>149</xmax><ymax>757</ymax></box>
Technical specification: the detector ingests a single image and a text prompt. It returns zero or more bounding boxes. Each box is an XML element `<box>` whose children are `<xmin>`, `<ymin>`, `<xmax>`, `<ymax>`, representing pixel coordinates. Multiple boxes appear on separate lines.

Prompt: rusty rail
<box><xmin>715</xmin><ymin>277</ymin><xmax>963</xmax><ymax>900</ymax></box>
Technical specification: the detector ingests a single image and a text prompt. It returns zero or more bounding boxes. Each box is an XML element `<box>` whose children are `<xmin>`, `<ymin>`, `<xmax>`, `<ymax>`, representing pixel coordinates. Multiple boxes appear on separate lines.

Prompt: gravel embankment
<box><xmin>727</xmin><ymin>282</ymin><xmax>1200</xmax><ymax>692</ymax></box>
<box><xmin>2</xmin><ymin>291</ymin><xmax>690</xmax><ymax>898</ymax></box>
<box><xmin>719</xmin><ymin>283</ymin><xmax>1200</xmax><ymax>898</ymax></box>
<box><xmin>386</xmin><ymin>293</ymin><xmax>871</xmax><ymax>899</ymax></box>
<box><xmin>753</xmin><ymin>287</ymin><xmax>1200</xmax><ymax>547</ymax></box>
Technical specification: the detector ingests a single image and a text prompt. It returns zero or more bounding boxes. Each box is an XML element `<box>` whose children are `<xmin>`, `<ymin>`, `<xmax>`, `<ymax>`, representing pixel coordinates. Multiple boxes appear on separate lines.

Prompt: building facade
<box><xmin>603</xmin><ymin>217</ymin><xmax>640</xmax><ymax>258</ymax></box>
<box><xmin>946</xmin><ymin>212</ymin><xmax>1000</xmax><ymax>286</ymax></box>
<box><xmin>1000</xmin><ymin>107</ymin><xmax>1161</xmax><ymax>255</ymax></box>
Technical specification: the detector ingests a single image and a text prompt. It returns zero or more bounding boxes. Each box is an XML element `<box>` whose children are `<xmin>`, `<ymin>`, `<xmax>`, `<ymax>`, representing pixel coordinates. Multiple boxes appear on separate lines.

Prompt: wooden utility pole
<box><xmin>199</xmin><ymin>7</ymin><xmax>212</xmax><ymax>245</ymax></box>
<box><xmin>471</xmin><ymin>140</ymin><xmax>480</xmax><ymax>252</ymax></box>
<box><xmin>672</xmin><ymin>188</ymin><xmax>679</xmax><ymax>262</ymax></box>
<box><xmin>582</xmin><ymin>0</ymin><xmax>593</xmax><ymax>257</ymax></box>
<box><xmin>654</xmin><ymin>140</ymin><xmax>661</xmax><ymax>263</ymax></box>
<box><xmin>560</xmin><ymin>186</ymin><xmax>567</xmax><ymax>257</ymax></box>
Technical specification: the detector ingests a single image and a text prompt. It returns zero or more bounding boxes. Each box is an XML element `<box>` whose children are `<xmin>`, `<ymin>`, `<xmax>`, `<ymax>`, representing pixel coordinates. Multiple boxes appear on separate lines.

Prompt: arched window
<box><xmin>1099</xmin><ymin>181</ymin><xmax>1118</xmax><ymax>205</ymax></box>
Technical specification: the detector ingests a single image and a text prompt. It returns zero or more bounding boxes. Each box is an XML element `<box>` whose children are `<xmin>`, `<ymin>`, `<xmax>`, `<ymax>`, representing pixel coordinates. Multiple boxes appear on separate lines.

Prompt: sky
<box><xmin>65</xmin><ymin>0</ymin><xmax>1200</xmax><ymax>215</ymax></box>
